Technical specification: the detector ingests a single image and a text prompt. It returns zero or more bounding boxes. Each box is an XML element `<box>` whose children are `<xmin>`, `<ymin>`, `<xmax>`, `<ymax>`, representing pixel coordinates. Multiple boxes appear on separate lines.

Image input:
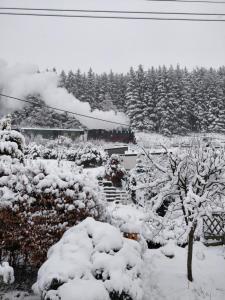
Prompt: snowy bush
<box><xmin>24</xmin><ymin>141</ymin><xmax>105</xmax><ymax>165</ymax></box>
<box><xmin>0</xmin><ymin>115</ymin><xmax>25</xmax><ymax>161</ymax></box>
<box><xmin>0</xmin><ymin>159</ymin><xmax>105</xmax><ymax>267</ymax></box>
<box><xmin>0</xmin><ymin>114</ymin><xmax>12</xmax><ymax>131</ymax></box>
<box><xmin>24</xmin><ymin>143</ymin><xmax>59</xmax><ymax>160</ymax></box>
<box><xmin>105</xmin><ymin>154</ymin><xmax>126</xmax><ymax>188</ymax></box>
<box><xmin>33</xmin><ymin>217</ymin><xmax>144</xmax><ymax>300</ymax></box>
<box><xmin>66</xmin><ymin>148</ymin><xmax>78</xmax><ymax>161</ymax></box>
<box><xmin>0</xmin><ymin>262</ymin><xmax>14</xmax><ymax>284</ymax></box>
<box><xmin>42</xmin><ymin>147</ymin><xmax>58</xmax><ymax>160</ymax></box>
<box><xmin>74</xmin><ymin>143</ymin><xmax>104</xmax><ymax>168</ymax></box>
<box><xmin>24</xmin><ymin>142</ymin><xmax>43</xmax><ymax>159</ymax></box>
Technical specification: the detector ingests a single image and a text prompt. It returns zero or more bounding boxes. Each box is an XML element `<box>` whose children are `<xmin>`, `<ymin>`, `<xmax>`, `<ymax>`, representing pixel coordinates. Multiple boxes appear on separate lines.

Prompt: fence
<box><xmin>203</xmin><ymin>212</ymin><xmax>225</xmax><ymax>246</ymax></box>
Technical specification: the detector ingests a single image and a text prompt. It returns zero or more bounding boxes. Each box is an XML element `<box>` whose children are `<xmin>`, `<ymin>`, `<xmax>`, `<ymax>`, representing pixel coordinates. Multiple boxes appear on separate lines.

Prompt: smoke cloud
<box><xmin>0</xmin><ymin>59</ymin><xmax>129</xmax><ymax>129</ymax></box>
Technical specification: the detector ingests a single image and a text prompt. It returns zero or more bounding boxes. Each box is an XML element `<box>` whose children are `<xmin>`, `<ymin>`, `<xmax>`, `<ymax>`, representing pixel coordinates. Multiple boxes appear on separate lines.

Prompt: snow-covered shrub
<box><xmin>33</xmin><ymin>217</ymin><xmax>143</xmax><ymax>300</ymax></box>
<box><xmin>127</xmin><ymin>154</ymin><xmax>155</xmax><ymax>206</ymax></box>
<box><xmin>24</xmin><ymin>142</ymin><xmax>43</xmax><ymax>159</ymax></box>
<box><xmin>24</xmin><ymin>143</ymin><xmax>59</xmax><ymax>160</ymax></box>
<box><xmin>0</xmin><ymin>262</ymin><xmax>14</xmax><ymax>284</ymax></box>
<box><xmin>0</xmin><ymin>114</ymin><xmax>12</xmax><ymax>131</ymax></box>
<box><xmin>0</xmin><ymin>115</ymin><xmax>25</xmax><ymax>161</ymax></box>
<box><xmin>42</xmin><ymin>147</ymin><xmax>58</xmax><ymax>159</ymax></box>
<box><xmin>105</xmin><ymin>154</ymin><xmax>126</xmax><ymax>188</ymax></box>
<box><xmin>66</xmin><ymin>148</ymin><xmax>78</xmax><ymax>161</ymax></box>
<box><xmin>74</xmin><ymin>143</ymin><xmax>104</xmax><ymax>168</ymax></box>
<box><xmin>24</xmin><ymin>140</ymin><xmax>105</xmax><ymax>164</ymax></box>
<box><xmin>0</xmin><ymin>160</ymin><xmax>105</xmax><ymax>267</ymax></box>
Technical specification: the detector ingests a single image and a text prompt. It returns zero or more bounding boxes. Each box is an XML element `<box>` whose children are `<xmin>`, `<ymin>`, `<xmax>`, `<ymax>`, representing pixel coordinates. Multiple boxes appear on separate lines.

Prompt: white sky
<box><xmin>0</xmin><ymin>0</ymin><xmax>225</xmax><ymax>73</ymax></box>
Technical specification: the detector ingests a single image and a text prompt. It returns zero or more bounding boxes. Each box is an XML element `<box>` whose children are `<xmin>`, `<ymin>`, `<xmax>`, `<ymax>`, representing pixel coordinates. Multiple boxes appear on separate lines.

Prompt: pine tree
<box><xmin>84</xmin><ymin>68</ymin><xmax>97</xmax><ymax>110</ymax></box>
<box><xmin>172</xmin><ymin>66</ymin><xmax>190</xmax><ymax>134</ymax></box>
<box><xmin>192</xmin><ymin>68</ymin><xmax>209</xmax><ymax>132</ymax></box>
<box><xmin>74</xmin><ymin>69</ymin><xmax>86</xmax><ymax>101</ymax></box>
<box><xmin>58</xmin><ymin>70</ymin><xmax>67</xmax><ymax>88</ymax></box>
<box><xmin>126</xmin><ymin>65</ymin><xmax>150</xmax><ymax>131</ymax></box>
<box><xmin>66</xmin><ymin>70</ymin><xmax>76</xmax><ymax>95</ymax></box>
<box><xmin>126</xmin><ymin>67</ymin><xmax>138</xmax><ymax>129</ymax></box>
<box><xmin>155</xmin><ymin>66</ymin><xmax>171</xmax><ymax>134</ymax></box>
<box><xmin>97</xmin><ymin>73</ymin><xmax>109</xmax><ymax>109</ymax></box>
<box><xmin>145</xmin><ymin>68</ymin><xmax>157</xmax><ymax>131</ymax></box>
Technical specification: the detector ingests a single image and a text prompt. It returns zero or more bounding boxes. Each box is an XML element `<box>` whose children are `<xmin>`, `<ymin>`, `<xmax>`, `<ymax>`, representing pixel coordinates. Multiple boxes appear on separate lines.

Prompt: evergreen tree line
<box><xmin>59</xmin><ymin>68</ymin><xmax>127</xmax><ymax>112</ymax></box>
<box><xmin>59</xmin><ymin>65</ymin><xmax>225</xmax><ymax>135</ymax></box>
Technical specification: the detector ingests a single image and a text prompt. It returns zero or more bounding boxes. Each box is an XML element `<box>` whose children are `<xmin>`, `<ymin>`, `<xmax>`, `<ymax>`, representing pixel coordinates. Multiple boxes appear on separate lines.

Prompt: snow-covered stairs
<box><xmin>99</xmin><ymin>180</ymin><xmax>130</xmax><ymax>203</ymax></box>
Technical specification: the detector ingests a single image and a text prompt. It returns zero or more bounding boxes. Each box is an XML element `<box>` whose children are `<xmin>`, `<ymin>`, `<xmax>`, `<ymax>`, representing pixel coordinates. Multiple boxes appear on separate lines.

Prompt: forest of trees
<box><xmin>58</xmin><ymin>65</ymin><xmax>225</xmax><ymax>135</ymax></box>
<box><xmin>11</xmin><ymin>96</ymin><xmax>82</xmax><ymax>129</ymax></box>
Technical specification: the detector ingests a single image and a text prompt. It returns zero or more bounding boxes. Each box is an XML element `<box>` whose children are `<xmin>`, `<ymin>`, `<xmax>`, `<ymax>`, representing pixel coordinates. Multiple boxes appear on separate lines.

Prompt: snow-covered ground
<box><xmin>2</xmin><ymin>242</ymin><xmax>225</xmax><ymax>300</ymax></box>
<box><xmin>143</xmin><ymin>242</ymin><xmax>225</xmax><ymax>300</ymax></box>
<box><xmin>0</xmin><ymin>291</ymin><xmax>39</xmax><ymax>300</ymax></box>
<box><xmin>26</xmin><ymin>158</ymin><xmax>105</xmax><ymax>178</ymax></box>
<box><xmin>135</xmin><ymin>132</ymin><xmax>225</xmax><ymax>150</ymax></box>
<box><xmin>107</xmin><ymin>203</ymin><xmax>225</xmax><ymax>300</ymax></box>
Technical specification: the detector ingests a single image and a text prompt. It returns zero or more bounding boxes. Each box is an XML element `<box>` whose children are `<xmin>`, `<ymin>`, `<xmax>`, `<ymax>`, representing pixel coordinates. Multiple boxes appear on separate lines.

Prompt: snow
<box><xmin>0</xmin><ymin>129</ymin><xmax>25</xmax><ymax>159</ymax></box>
<box><xmin>135</xmin><ymin>131</ymin><xmax>225</xmax><ymax>151</ymax></box>
<box><xmin>0</xmin><ymin>262</ymin><xmax>14</xmax><ymax>284</ymax></box>
<box><xmin>2</xmin><ymin>242</ymin><xmax>225</xmax><ymax>300</ymax></box>
<box><xmin>1</xmin><ymin>122</ymin><xmax>225</xmax><ymax>300</ymax></box>
<box><xmin>160</xmin><ymin>240</ymin><xmax>176</xmax><ymax>258</ymax></box>
<box><xmin>33</xmin><ymin>217</ymin><xmax>144</xmax><ymax>300</ymax></box>
<box><xmin>143</xmin><ymin>242</ymin><xmax>225</xmax><ymax>300</ymax></box>
<box><xmin>26</xmin><ymin>159</ymin><xmax>105</xmax><ymax>182</ymax></box>
<box><xmin>0</xmin><ymin>291</ymin><xmax>40</xmax><ymax>300</ymax></box>
<box><xmin>57</xmin><ymin>280</ymin><xmax>109</xmax><ymax>300</ymax></box>
<box><xmin>107</xmin><ymin>202</ymin><xmax>146</xmax><ymax>228</ymax></box>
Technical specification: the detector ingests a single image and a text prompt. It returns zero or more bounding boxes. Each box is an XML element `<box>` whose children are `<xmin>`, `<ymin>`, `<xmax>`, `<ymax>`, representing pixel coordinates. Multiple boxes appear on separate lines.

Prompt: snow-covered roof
<box><xmin>21</xmin><ymin>127</ymin><xmax>85</xmax><ymax>132</ymax></box>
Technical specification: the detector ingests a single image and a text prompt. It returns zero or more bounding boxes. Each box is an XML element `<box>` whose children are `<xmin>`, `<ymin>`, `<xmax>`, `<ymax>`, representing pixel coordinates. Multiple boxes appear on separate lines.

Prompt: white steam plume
<box><xmin>0</xmin><ymin>59</ymin><xmax>129</xmax><ymax>129</ymax></box>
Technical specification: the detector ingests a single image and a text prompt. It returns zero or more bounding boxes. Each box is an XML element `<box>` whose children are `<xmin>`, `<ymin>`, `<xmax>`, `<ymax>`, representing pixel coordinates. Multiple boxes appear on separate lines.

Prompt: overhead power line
<box><xmin>0</xmin><ymin>93</ymin><xmax>130</xmax><ymax>127</ymax></box>
<box><xmin>145</xmin><ymin>0</ymin><xmax>225</xmax><ymax>4</ymax></box>
<box><xmin>0</xmin><ymin>12</ymin><xmax>225</xmax><ymax>21</ymax></box>
<box><xmin>0</xmin><ymin>7</ymin><xmax>225</xmax><ymax>16</ymax></box>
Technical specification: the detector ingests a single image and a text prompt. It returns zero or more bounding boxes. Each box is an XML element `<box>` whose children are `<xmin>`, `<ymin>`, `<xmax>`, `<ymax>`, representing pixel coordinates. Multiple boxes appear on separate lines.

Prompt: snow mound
<box><xmin>160</xmin><ymin>240</ymin><xmax>176</xmax><ymax>258</ymax></box>
<box><xmin>0</xmin><ymin>261</ymin><xmax>14</xmax><ymax>284</ymax></box>
<box><xmin>33</xmin><ymin>217</ymin><xmax>144</xmax><ymax>300</ymax></box>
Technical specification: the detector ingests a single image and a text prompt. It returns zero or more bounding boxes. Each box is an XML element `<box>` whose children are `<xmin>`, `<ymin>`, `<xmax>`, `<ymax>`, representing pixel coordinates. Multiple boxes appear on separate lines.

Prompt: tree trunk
<box><xmin>187</xmin><ymin>225</ymin><xmax>196</xmax><ymax>282</ymax></box>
